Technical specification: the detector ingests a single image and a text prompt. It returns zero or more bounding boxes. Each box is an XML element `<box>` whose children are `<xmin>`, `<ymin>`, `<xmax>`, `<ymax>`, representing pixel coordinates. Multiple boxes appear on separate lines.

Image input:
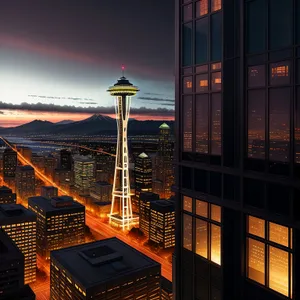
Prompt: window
<box><xmin>183</xmin><ymin>213</ymin><xmax>193</xmax><ymax>251</ymax></box>
<box><xmin>211</xmin><ymin>0</ymin><xmax>221</xmax><ymax>12</ymax></box>
<box><xmin>211</xmin><ymin>62</ymin><xmax>221</xmax><ymax>71</ymax></box>
<box><xmin>246</xmin><ymin>216</ymin><xmax>293</xmax><ymax>298</ymax></box>
<box><xmin>183</xmin><ymin>76</ymin><xmax>193</xmax><ymax>94</ymax></box>
<box><xmin>248</xmin><ymin>65</ymin><xmax>265</xmax><ymax>87</ymax></box>
<box><xmin>211</xmin><ymin>13</ymin><xmax>222</xmax><ymax>61</ymax></box>
<box><xmin>196</xmin><ymin>64</ymin><xmax>208</xmax><ymax>73</ymax></box>
<box><xmin>196</xmin><ymin>199</ymin><xmax>208</xmax><ymax>217</ymax></box>
<box><xmin>196</xmin><ymin>0</ymin><xmax>208</xmax><ymax>17</ymax></box>
<box><xmin>295</xmin><ymin>87</ymin><xmax>300</xmax><ymax>164</ymax></box>
<box><xmin>270</xmin><ymin>61</ymin><xmax>290</xmax><ymax>86</ymax></box>
<box><xmin>183</xmin><ymin>23</ymin><xmax>193</xmax><ymax>66</ymax></box>
<box><xmin>211</xmin><ymin>93</ymin><xmax>222</xmax><ymax>155</ymax></box>
<box><xmin>196</xmin><ymin>95</ymin><xmax>209</xmax><ymax>153</ymax></box>
<box><xmin>183</xmin><ymin>96</ymin><xmax>193</xmax><ymax>152</ymax></box>
<box><xmin>183</xmin><ymin>4</ymin><xmax>193</xmax><ymax>22</ymax></box>
<box><xmin>247</xmin><ymin>90</ymin><xmax>265</xmax><ymax>159</ymax></box>
<box><xmin>195</xmin><ymin>219</ymin><xmax>208</xmax><ymax>258</ymax></box>
<box><xmin>195</xmin><ymin>18</ymin><xmax>208</xmax><ymax>64</ymax></box>
<box><xmin>211</xmin><ymin>72</ymin><xmax>222</xmax><ymax>91</ymax></box>
<box><xmin>183</xmin><ymin>196</ymin><xmax>193</xmax><ymax>212</ymax></box>
<box><xmin>196</xmin><ymin>74</ymin><xmax>208</xmax><ymax>92</ymax></box>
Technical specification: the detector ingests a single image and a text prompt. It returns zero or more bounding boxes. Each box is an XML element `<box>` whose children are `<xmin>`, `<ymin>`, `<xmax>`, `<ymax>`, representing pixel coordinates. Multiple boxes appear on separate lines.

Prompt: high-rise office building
<box><xmin>31</xmin><ymin>154</ymin><xmax>44</xmax><ymax>170</ymax></box>
<box><xmin>73</xmin><ymin>155</ymin><xmax>95</xmax><ymax>195</ymax></box>
<box><xmin>3</xmin><ymin>148</ymin><xmax>17</xmax><ymax>179</ymax></box>
<box><xmin>0</xmin><ymin>186</ymin><xmax>16</xmax><ymax>204</ymax></box>
<box><xmin>0</xmin><ymin>204</ymin><xmax>36</xmax><ymax>284</ymax></box>
<box><xmin>60</xmin><ymin>149</ymin><xmax>72</xmax><ymax>170</ymax></box>
<box><xmin>15</xmin><ymin>165</ymin><xmax>35</xmax><ymax>203</ymax></box>
<box><xmin>50</xmin><ymin>237</ymin><xmax>161</xmax><ymax>300</ymax></box>
<box><xmin>149</xmin><ymin>200</ymin><xmax>175</xmax><ymax>249</ymax></box>
<box><xmin>44</xmin><ymin>155</ymin><xmax>57</xmax><ymax>179</ymax></box>
<box><xmin>28</xmin><ymin>196</ymin><xmax>85</xmax><ymax>259</ymax></box>
<box><xmin>18</xmin><ymin>147</ymin><xmax>32</xmax><ymax>162</ymax></box>
<box><xmin>54</xmin><ymin>168</ymin><xmax>73</xmax><ymax>191</ymax></box>
<box><xmin>135</xmin><ymin>152</ymin><xmax>153</xmax><ymax>196</ymax></box>
<box><xmin>175</xmin><ymin>1</ymin><xmax>300</xmax><ymax>299</ymax></box>
<box><xmin>90</xmin><ymin>181</ymin><xmax>112</xmax><ymax>202</ymax></box>
<box><xmin>0</xmin><ymin>229</ymin><xmax>36</xmax><ymax>300</ymax></box>
<box><xmin>40</xmin><ymin>186</ymin><xmax>58</xmax><ymax>199</ymax></box>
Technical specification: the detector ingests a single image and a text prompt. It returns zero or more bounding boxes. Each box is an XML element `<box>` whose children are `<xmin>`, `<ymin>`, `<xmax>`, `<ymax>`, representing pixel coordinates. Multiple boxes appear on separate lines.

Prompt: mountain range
<box><xmin>0</xmin><ymin>114</ymin><xmax>174</xmax><ymax>136</ymax></box>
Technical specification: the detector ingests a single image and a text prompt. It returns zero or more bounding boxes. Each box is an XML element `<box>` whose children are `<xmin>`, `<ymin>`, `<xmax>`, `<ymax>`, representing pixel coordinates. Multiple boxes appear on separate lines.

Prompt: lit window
<box><xmin>183</xmin><ymin>76</ymin><xmax>193</xmax><ymax>93</ymax></box>
<box><xmin>211</xmin><ymin>62</ymin><xmax>221</xmax><ymax>71</ymax></box>
<box><xmin>211</xmin><ymin>72</ymin><xmax>222</xmax><ymax>91</ymax></box>
<box><xmin>270</xmin><ymin>62</ymin><xmax>290</xmax><ymax>85</ymax></box>
<box><xmin>196</xmin><ymin>200</ymin><xmax>208</xmax><ymax>217</ymax></box>
<box><xmin>211</xmin><ymin>224</ymin><xmax>221</xmax><ymax>265</ymax></box>
<box><xmin>211</xmin><ymin>204</ymin><xmax>221</xmax><ymax>222</ymax></box>
<box><xmin>248</xmin><ymin>238</ymin><xmax>265</xmax><ymax>285</ymax></box>
<box><xmin>211</xmin><ymin>0</ymin><xmax>222</xmax><ymax>12</ymax></box>
<box><xmin>248</xmin><ymin>216</ymin><xmax>265</xmax><ymax>238</ymax></box>
<box><xmin>183</xmin><ymin>96</ymin><xmax>193</xmax><ymax>152</ymax></box>
<box><xmin>196</xmin><ymin>0</ymin><xmax>208</xmax><ymax>17</ymax></box>
<box><xmin>196</xmin><ymin>74</ymin><xmax>208</xmax><ymax>92</ymax></box>
<box><xmin>183</xmin><ymin>213</ymin><xmax>193</xmax><ymax>251</ymax></box>
<box><xmin>195</xmin><ymin>219</ymin><xmax>208</xmax><ymax>258</ymax></box>
<box><xmin>269</xmin><ymin>222</ymin><xmax>289</xmax><ymax>247</ymax></box>
<box><xmin>183</xmin><ymin>196</ymin><xmax>193</xmax><ymax>212</ymax></box>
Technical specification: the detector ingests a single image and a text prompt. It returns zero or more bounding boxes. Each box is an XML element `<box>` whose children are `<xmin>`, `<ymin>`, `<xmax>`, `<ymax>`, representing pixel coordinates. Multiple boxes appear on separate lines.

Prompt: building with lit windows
<box><xmin>135</xmin><ymin>152</ymin><xmax>153</xmax><ymax>196</ymax></box>
<box><xmin>31</xmin><ymin>154</ymin><xmax>44</xmax><ymax>170</ymax></box>
<box><xmin>18</xmin><ymin>147</ymin><xmax>32</xmax><ymax>163</ymax></box>
<box><xmin>15</xmin><ymin>165</ymin><xmax>35</xmax><ymax>204</ymax></box>
<box><xmin>0</xmin><ymin>186</ymin><xmax>16</xmax><ymax>204</ymax></box>
<box><xmin>160</xmin><ymin>276</ymin><xmax>173</xmax><ymax>300</ymax></box>
<box><xmin>90</xmin><ymin>181</ymin><xmax>112</xmax><ymax>202</ymax></box>
<box><xmin>73</xmin><ymin>155</ymin><xmax>95</xmax><ymax>195</ymax></box>
<box><xmin>175</xmin><ymin>0</ymin><xmax>300</xmax><ymax>299</ymax></box>
<box><xmin>0</xmin><ymin>204</ymin><xmax>36</xmax><ymax>284</ymax></box>
<box><xmin>54</xmin><ymin>168</ymin><xmax>73</xmax><ymax>191</ymax></box>
<box><xmin>28</xmin><ymin>196</ymin><xmax>85</xmax><ymax>259</ymax></box>
<box><xmin>149</xmin><ymin>200</ymin><xmax>175</xmax><ymax>249</ymax></box>
<box><xmin>0</xmin><ymin>229</ymin><xmax>36</xmax><ymax>300</ymax></box>
<box><xmin>44</xmin><ymin>155</ymin><xmax>57</xmax><ymax>179</ymax></box>
<box><xmin>50</xmin><ymin>237</ymin><xmax>161</xmax><ymax>300</ymax></box>
<box><xmin>3</xmin><ymin>148</ymin><xmax>17</xmax><ymax>183</ymax></box>
<box><xmin>40</xmin><ymin>186</ymin><xmax>58</xmax><ymax>199</ymax></box>
<box><xmin>60</xmin><ymin>149</ymin><xmax>72</xmax><ymax>170</ymax></box>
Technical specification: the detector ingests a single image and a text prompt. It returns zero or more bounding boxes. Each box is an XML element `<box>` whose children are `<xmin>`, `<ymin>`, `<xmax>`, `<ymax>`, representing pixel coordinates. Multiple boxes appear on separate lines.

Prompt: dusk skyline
<box><xmin>0</xmin><ymin>0</ymin><xmax>175</xmax><ymax>127</ymax></box>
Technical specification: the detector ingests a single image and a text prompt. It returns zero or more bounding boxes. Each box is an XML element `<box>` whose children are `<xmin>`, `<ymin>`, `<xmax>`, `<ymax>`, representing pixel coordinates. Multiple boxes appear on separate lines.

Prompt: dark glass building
<box><xmin>175</xmin><ymin>0</ymin><xmax>300</xmax><ymax>299</ymax></box>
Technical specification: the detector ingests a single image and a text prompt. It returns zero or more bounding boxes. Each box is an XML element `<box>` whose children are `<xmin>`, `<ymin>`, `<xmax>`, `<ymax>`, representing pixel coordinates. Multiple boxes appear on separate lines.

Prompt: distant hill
<box><xmin>0</xmin><ymin>114</ymin><xmax>174</xmax><ymax>136</ymax></box>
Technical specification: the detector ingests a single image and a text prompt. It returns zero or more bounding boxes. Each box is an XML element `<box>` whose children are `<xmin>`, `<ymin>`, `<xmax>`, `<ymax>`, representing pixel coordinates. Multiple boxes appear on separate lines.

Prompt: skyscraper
<box><xmin>15</xmin><ymin>165</ymin><xmax>35</xmax><ymax>204</ymax></box>
<box><xmin>175</xmin><ymin>1</ymin><xmax>300</xmax><ymax>299</ymax></box>
<box><xmin>135</xmin><ymin>152</ymin><xmax>153</xmax><ymax>196</ymax></box>
<box><xmin>60</xmin><ymin>149</ymin><xmax>72</xmax><ymax>170</ymax></box>
<box><xmin>3</xmin><ymin>148</ymin><xmax>17</xmax><ymax>181</ymax></box>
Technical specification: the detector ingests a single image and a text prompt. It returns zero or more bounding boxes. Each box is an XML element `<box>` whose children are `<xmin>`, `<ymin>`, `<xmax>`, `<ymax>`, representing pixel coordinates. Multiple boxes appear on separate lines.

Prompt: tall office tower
<box><xmin>50</xmin><ymin>237</ymin><xmax>161</xmax><ymax>300</ymax></box>
<box><xmin>44</xmin><ymin>155</ymin><xmax>57</xmax><ymax>179</ymax></box>
<box><xmin>73</xmin><ymin>155</ymin><xmax>95</xmax><ymax>195</ymax></box>
<box><xmin>95</xmin><ymin>153</ymin><xmax>115</xmax><ymax>183</ymax></box>
<box><xmin>54</xmin><ymin>168</ymin><xmax>73</xmax><ymax>191</ymax></box>
<box><xmin>60</xmin><ymin>149</ymin><xmax>72</xmax><ymax>170</ymax></box>
<box><xmin>153</xmin><ymin>124</ymin><xmax>174</xmax><ymax>199</ymax></box>
<box><xmin>90</xmin><ymin>181</ymin><xmax>112</xmax><ymax>202</ymax></box>
<box><xmin>18</xmin><ymin>147</ymin><xmax>32</xmax><ymax>162</ymax></box>
<box><xmin>28</xmin><ymin>196</ymin><xmax>85</xmax><ymax>259</ymax></box>
<box><xmin>0</xmin><ymin>204</ymin><xmax>36</xmax><ymax>284</ymax></box>
<box><xmin>0</xmin><ymin>229</ymin><xmax>36</xmax><ymax>300</ymax></box>
<box><xmin>175</xmin><ymin>1</ymin><xmax>300</xmax><ymax>299</ymax></box>
<box><xmin>40</xmin><ymin>186</ymin><xmax>58</xmax><ymax>199</ymax></box>
<box><xmin>3</xmin><ymin>148</ymin><xmax>17</xmax><ymax>181</ymax></box>
<box><xmin>0</xmin><ymin>186</ymin><xmax>16</xmax><ymax>204</ymax></box>
<box><xmin>31</xmin><ymin>154</ymin><xmax>44</xmax><ymax>170</ymax></box>
<box><xmin>107</xmin><ymin>73</ymin><xmax>139</xmax><ymax>229</ymax></box>
<box><xmin>160</xmin><ymin>276</ymin><xmax>173</xmax><ymax>300</ymax></box>
<box><xmin>139</xmin><ymin>192</ymin><xmax>159</xmax><ymax>238</ymax></box>
<box><xmin>15</xmin><ymin>165</ymin><xmax>35</xmax><ymax>203</ymax></box>
<box><xmin>149</xmin><ymin>200</ymin><xmax>175</xmax><ymax>249</ymax></box>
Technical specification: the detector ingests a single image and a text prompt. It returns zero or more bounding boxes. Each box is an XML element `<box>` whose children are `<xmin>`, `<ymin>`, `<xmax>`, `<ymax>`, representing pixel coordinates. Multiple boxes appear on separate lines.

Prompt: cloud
<box><xmin>28</xmin><ymin>95</ymin><xmax>94</xmax><ymax>101</ymax></box>
<box><xmin>79</xmin><ymin>102</ymin><xmax>98</xmax><ymax>105</ymax></box>
<box><xmin>0</xmin><ymin>102</ymin><xmax>174</xmax><ymax>116</ymax></box>
<box><xmin>138</xmin><ymin>96</ymin><xmax>174</xmax><ymax>103</ymax></box>
<box><xmin>144</xmin><ymin>92</ymin><xmax>166</xmax><ymax>96</ymax></box>
<box><xmin>159</xmin><ymin>103</ymin><xmax>175</xmax><ymax>107</ymax></box>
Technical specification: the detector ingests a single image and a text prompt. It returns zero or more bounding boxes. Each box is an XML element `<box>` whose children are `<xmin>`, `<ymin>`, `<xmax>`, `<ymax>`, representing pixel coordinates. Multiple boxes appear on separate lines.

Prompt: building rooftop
<box><xmin>51</xmin><ymin>237</ymin><xmax>160</xmax><ymax>288</ymax></box>
<box><xmin>0</xmin><ymin>228</ymin><xmax>22</xmax><ymax>258</ymax></box>
<box><xmin>159</xmin><ymin>123</ymin><xmax>170</xmax><ymax>129</ymax></box>
<box><xmin>0</xmin><ymin>186</ymin><xmax>12</xmax><ymax>193</ymax></box>
<box><xmin>150</xmin><ymin>200</ymin><xmax>175</xmax><ymax>213</ymax></box>
<box><xmin>73</xmin><ymin>155</ymin><xmax>94</xmax><ymax>163</ymax></box>
<box><xmin>41</xmin><ymin>186</ymin><xmax>57</xmax><ymax>191</ymax></box>
<box><xmin>138</xmin><ymin>152</ymin><xmax>149</xmax><ymax>159</ymax></box>
<box><xmin>0</xmin><ymin>204</ymin><xmax>36</xmax><ymax>224</ymax></box>
<box><xmin>94</xmin><ymin>181</ymin><xmax>112</xmax><ymax>187</ymax></box>
<box><xmin>140</xmin><ymin>192</ymin><xmax>160</xmax><ymax>203</ymax></box>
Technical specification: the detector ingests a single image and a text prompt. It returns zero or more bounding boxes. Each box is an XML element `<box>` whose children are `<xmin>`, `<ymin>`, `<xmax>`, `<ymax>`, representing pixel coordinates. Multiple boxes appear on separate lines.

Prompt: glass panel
<box><xmin>183</xmin><ymin>4</ymin><xmax>193</xmax><ymax>22</ymax></box>
<box><xmin>211</xmin><ymin>13</ymin><xmax>222</xmax><ymax>61</ymax></box>
<box><xmin>290</xmin><ymin>228</ymin><xmax>293</xmax><ymax>249</ymax></box>
<box><xmin>211</xmin><ymin>0</ymin><xmax>222</xmax><ymax>12</ymax></box>
<box><xmin>183</xmin><ymin>196</ymin><xmax>193</xmax><ymax>212</ymax></box>
<box><xmin>183</xmin><ymin>76</ymin><xmax>193</xmax><ymax>94</ymax></box>
<box><xmin>269</xmin><ymin>88</ymin><xmax>290</xmax><ymax>162</ymax></box>
<box><xmin>248</xmin><ymin>216</ymin><xmax>265</xmax><ymax>238</ymax></box>
<box><xmin>183</xmin><ymin>214</ymin><xmax>193</xmax><ymax>251</ymax></box>
<box><xmin>211</xmin><ymin>93</ymin><xmax>222</xmax><ymax>155</ymax></box>
<box><xmin>290</xmin><ymin>254</ymin><xmax>293</xmax><ymax>298</ymax></box>
<box><xmin>247</xmin><ymin>90</ymin><xmax>266</xmax><ymax>159</ymax></box>
<box><xmin>195</xmin><ymin>18</ymin><xmax>208</xmax><ymax>64</ymax></box>
<box><xmin>183</xmin><ymin>23</ymin><xmax>193</xmax><ymax>66</ymax></box>
<box><xmin>269</xmin><ymin>246</ymin><xmax>289</xmax><ymax>297</ymax></box>
<box><xmin>211</xmin><ymin>62</ymin><xmax>222</xmax><ymax>71</ymax></box>
<box><xmin>183</xmin><ymin>67</ymin><xmax>193</xmax><ymax>75</ymax></box>
<box><xmin>270</xmin><ymin>61</ymin><xmax>290</xmax><ymax>86</ymax></box>
<box><xmin>196</xmin><ymin>200</ymin><xmax>208</xmax><ymax>217</ymax></box>
<box><xmin>196</xmin><ymin>64</ymin><xmax>208</xmax><ymax>73</ymax></box>
<box><xmin>295</xmin><ymin>87</ymin><xmax>300</xmax><ymax>163</ymax></box>
<box><xmin>269</xmin><ymin>0</ymin><xmax>292</xmax><ymax>50</ymax></box>
<box><xmin>269</xmin><ymin>222</ymin><xmax>289</xmax><ymax>247</ymax></box>
<box><xmin>211</xmin><ymin>72</ymin><xmax>222</xmax><ymax>91</ymax></box>
<box><xmin>246</xmin><ymin>0</ymin><xmax>266</xmax><ymax>54</ymax></box>
<box><xmin>247</xmin><ymin>238</ymin><xmax>265</xmax><ymax>285</ymax></box>
<box><xmin>196</xmin><ymin>74</ymin><xmax>208</xmax><ymax>92</ymax></box>
<box><xmin>298</xmin><ymin>2</ymin><xmax>300</xmax><ymax>44</ymax></box>
<box><xmin>196</xmin><ymin>94</ymin><xmax>209</xmax><ymax>153</ymax></box>
<box><xmin>183</xmin><ymin>96</ymin><xmax>193</xmax><ymax>152</ymax></box>
<box><xmin>196</xmin><ymin>0</ymin><xmax>208</xmax><ymax>17</ymax></box>
<box><xmin>195</xmin><ymin>219</ymin><xmax>208</xmax><ymax>258</ymax></box>
<box><xmin>211</xmin><ymin>204</ymin><xmax>221</xmax><ymax>222</ymax></box>
<box><xmin>210</xmin><ymin>224</ymin><xmax>221</xmax><ymax>265</ymax></box>
<box><xmin>248</xmin><ymin>65</ymin><xmax>265</xmax><ymax>87</ymax></box>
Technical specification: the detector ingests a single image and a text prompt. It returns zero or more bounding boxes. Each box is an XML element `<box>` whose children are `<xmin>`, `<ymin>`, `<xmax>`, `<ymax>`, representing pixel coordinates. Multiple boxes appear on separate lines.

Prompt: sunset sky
<box><xmin>0</xmin><ymin>1</ymin><xmax>175</xmax><ymax>127</ymax></box>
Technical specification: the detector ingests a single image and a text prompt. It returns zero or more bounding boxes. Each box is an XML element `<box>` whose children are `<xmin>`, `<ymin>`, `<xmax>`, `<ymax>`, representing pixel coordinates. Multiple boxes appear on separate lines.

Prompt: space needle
<box><xmin>107</xmin><ymin>67</ymin><xmax>139</xmax><ymax>230</ymax></box>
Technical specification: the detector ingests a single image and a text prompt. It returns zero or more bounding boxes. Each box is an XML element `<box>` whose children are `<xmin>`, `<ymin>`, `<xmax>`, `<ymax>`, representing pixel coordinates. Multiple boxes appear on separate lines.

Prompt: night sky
<box><xmin>0</xmin><ymin>1</ymin><xmax>175</xmax><ymax>126</ymax></box>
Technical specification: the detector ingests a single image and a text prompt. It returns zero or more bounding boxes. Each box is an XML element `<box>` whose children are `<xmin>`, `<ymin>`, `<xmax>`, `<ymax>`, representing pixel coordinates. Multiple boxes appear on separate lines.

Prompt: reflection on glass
<box><xmin>269</xmin><ymin>246</ymin><xmax>289</xmax><ymax>297</ymax></box>
<box><xmin>248</xmin><ymin>90</ymin><xmax>265</xmax><ymax>159</ymax></box>
<box><xmin>290</xmin><ymin>253</ymin><xmax>293</xmax><ymax>298</ymax></box>
<box><xmin>183</xmin><ymin>76</ymin><xmax>193</xmax><ymax>94</ymax></box>
<box><xmin>211</xmin><ymin>0</ymin><xmax>222</xmax><ymax>12</ymax></box>
<box><xmin>195</xmin><ymin>18</ymin><xmax>208</xmax><ymax>64</ymax></box>
<box><xmin>196</xmin><ymin>0</ymin><xmax>208</xmax><ymax>17</ymax></box>
<box><xmin>211</xmin><ymin>72</ymin><xmax>222</xmax><ymax>91</ymax></box>
<box><xmin>270</xmin><ymin>62</ymin><xmax>290</xmax><ymax>86</ymax></box>
<box><xmin>248</xmin><ymin>238</ymin><xmax>265</xmax><ymax>285</ymax></box>
<box><xmin>183</xmin><ymin>196</ymin><xmax>193</xmax><ymax>212</ymax></box>
<box><xmin>269</xmin><ymin>88</ymin><xmax>290</xmax><ymax>162</ymax></box>
<box><xmin>248</xmin><ymin>65</ymin><xmax>265</xmax><ymax>87</ymax></box>
<box><xmin>183</xmin><ymin>96</ymin><xmax>193</xmax><ymax>152</ymax></box>
<box><xmin>196</xmin><ymin>95</ymin><xmax>209</xmax><ymax>153</ymax></box>
<box><xmin>183</xmin><ymin>214</ymin><xmax>193</xmax><ymax>251</ymax></box>
<box><xmin>211</xmin><ymin>62</ymin><xmax>221</xmax><ymax>71</ymax></box>
<box><xmin>211</xmin><ymin>204</ymin><xmax>221</xmax><ymax>222</ymax></box>
<box><xmin>196</xmin><ymin>219</ymin><xmax>208</xmax><ymax>258</ymax></box>
<box><xmin>210</xmin><ymin>224</ymin><xmax>221</xmax><ymax>265</ymax></box>
<box><xmin>182</xmin><ymin>23</ymin><xmax>192</xmax><ymax>66</ymax></box>
<box><xmin>196</xmin><ymin>64</ymin><xmax>208</xmax><ymax>73</ymax></box>
<box><xmin>196</xmin><ymin>74</ymin><xmax>208</xmax><ymax>92</ymax></box>
<box><xmin>211</xmin><ymin>93</ymin><xmax>222</xmax><ymax>155</ymax></box>
<box><xmin>211</xmin><ymin>13</ymin><xmax>222</xmax><ymax>61</ymax></box>
<box><xmin>196</xmin><ymin>200</ymin><xmax>208</xmax><ymax>217</ymax></box>
<box><xmin>248</xmin><ymin>216</ymin><xmax>265</xmax><ymax>238</ymax></box>
<box><xmin>183</xmin><ymin>4</ymin><xmax>193</xmax><ymax>22</ymax></box>
<box><xmin>295</xmin><ymin>87</ymin><xmax>300</xmax><ymax>163</ymax></box>
<box><xmin>269</xmin><ymin>222</ymin><xmax>289</xmax><ymax>247</ymax></box>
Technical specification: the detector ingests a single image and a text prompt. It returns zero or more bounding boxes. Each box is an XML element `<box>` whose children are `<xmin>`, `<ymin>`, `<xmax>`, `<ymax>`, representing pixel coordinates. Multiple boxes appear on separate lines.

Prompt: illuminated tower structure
<box><xmin>107</xmin><ymin>70</ymin><xmax>139</xmax><ymax>230</ymax></box>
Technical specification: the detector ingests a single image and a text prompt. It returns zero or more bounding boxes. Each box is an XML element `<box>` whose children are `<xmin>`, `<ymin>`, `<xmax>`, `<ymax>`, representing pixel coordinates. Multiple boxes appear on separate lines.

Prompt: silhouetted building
<box><xmin>175</xmin><ymin>1</ymin><xmax>299</xmax><ymax>299</ymax></box>
<box><xmin>44</xmin><ymin>155</ymin><xmax>57</xmax><ymax>179</ymax></box>
<box><xmin>3</xmin><ymin>148</ymin><xmax>17</xmax><ymax>180</ymax></box>
<box><xmin>50</xmin><ymin>237</ymin><xmax>161</xmax><ymax>299</ymax></box>
<box><xmin>15</xmin><ymin>165</ymin><xmax>35</xmax><ymax>203</ymax></box>
<box><xmin>28</xmin><ymin>196</ymin><xmax>85</xmax><ymax>259</ymax></box>
<box><xmin>0</xmin><ymin>186</ymin><xmax>16</xmax><ymax>204</ymax></box>
<box><xmin>40</xmin><ymin>186</ymin><xmax>58</xmax><ymax>199</ymax></box>
<box><xmin>90</xmin><ymin>181</ymin><xmax>112</xmax><ymax>202</ymax></box>
<box><xmin>160</xmin><ymin>276</ymin><xmax>173</xmax><ymax>300</ymax></box>
<box><xmin>54</xmin><ymin>168</ymin><xmax>73</xmax><ymax>191</ymax></box>
<box><xmin>18</xmin><ymin>147</ymin><xmax>32</xmax><ymax>162</ymax></box>
<box><xmin>31</xmin><ymin>154</ymin><xmax>44</xmax><ymax>170</ymax></box>
<box><xmin>60</xmin><ymin>149</ymin><xmax>72</xmax><ymax>170</ymax></box>
<box><xmin>0</xmin><ymin>204</ymin><xmax>36</xmax><ymax>284</ymax></box>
